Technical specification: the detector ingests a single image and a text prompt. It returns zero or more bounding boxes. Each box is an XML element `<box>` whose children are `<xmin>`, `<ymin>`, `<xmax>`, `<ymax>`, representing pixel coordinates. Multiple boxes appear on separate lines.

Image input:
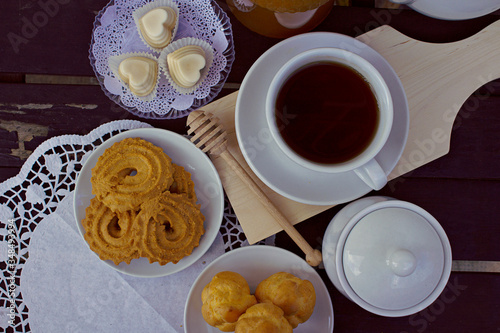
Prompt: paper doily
<box><xmin>0</xmin><ymin>121</ymin><xmax>273</xmax><ymax>332</ymax></box>
<box><xmin>90</xmin><ymin>0</ymin><xmax>235</xmax><ymax>119</ymax></box>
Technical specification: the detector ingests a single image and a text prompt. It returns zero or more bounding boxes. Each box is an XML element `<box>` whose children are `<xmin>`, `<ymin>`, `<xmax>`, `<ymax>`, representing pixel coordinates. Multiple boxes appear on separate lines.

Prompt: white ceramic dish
<box><xmin>322</xmin><ymin>196</ymin><xmax>452</xmax><ymax>317</ymax></box>
<box><xmin>235</xmin><ymin>32</ymin><xmax>409</xmax><ymax>205</ymax></box>
<box><xmin>184</xmin><ymin>245</ymin><xmax>334</xmax><ymax>333</ymax></box>
<box><xmin>406</xmin><ymin>0</ymin><xmax>500</xmax><ymax>21</ymax></box>
<box><xmin>73</xmin><ymin>128</ymin><xmax>224</xmax><ymax>278</ymax></box>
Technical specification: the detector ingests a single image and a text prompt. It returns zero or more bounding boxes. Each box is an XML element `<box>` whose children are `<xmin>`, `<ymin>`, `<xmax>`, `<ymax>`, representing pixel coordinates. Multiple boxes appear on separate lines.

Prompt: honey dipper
<box><xmin>187</xmin><ymin>110</ymin><xmax>323</xmax><ymax>267</ymax></box>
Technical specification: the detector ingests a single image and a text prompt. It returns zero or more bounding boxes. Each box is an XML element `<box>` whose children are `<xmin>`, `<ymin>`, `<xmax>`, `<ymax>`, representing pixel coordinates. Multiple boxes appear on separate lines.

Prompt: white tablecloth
<box><xmin>0</xmin><ymin>120</ymin><xmax>274</xmax><ymax>332</ymax></box>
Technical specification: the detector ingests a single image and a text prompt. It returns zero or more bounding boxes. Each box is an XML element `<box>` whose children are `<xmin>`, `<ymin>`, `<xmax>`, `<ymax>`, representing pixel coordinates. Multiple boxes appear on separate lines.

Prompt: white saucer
<box><xmin>235</xmin><ymin>32</ymin><xmax>409</xmax><ymax>206</ymax></box>
<box><xmin>408</xmin><ymin>0</ymin><xmax>500</xmax><ymax>21</ymax></box>
<box><xmin>73</xmin><ymin>128</ymin><xmax>224</xmax><ymax>278</ymax></box>
<box><xmin>184</xmin><ymin>245</ymin><xmax>334</xmax><ymax>333</ymax></box>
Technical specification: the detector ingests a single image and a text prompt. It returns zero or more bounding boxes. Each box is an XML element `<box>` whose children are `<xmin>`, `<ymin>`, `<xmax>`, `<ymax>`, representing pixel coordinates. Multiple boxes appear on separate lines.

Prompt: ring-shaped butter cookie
<box><xmin>82</xmin><ymin>197</ymin><xmax>141</xmax><ymax>265</ymax></box>
<box><xmin>91</xmin><ymin>137</ymin><xmax>174</xmax><ymax>212</ymax></box>
<box><xmin>135</xmin><ymin>192</ymin><xmax>205</xmax><ymax>265</ymax></box>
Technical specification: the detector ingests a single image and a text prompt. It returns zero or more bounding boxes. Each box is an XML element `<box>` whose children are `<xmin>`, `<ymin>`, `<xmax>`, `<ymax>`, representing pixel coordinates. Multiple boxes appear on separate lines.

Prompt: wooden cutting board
<box><xmin>196</xmin><ymin>20</ymin><xmax>500</xmax><ymax>244</ymax></box>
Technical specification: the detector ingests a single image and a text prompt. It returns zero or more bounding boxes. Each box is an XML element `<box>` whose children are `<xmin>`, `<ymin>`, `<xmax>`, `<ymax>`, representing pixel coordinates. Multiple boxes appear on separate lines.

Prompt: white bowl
<box><xmin>73</xmin><ymin>128</ymin><xmax>224</xmax><ymax>278</ymax></box>
<box><xmin>184</xmin><ymin>245</ymin><xmax>334</xmax><ymax>332</ymax></box>
<box><xmin>322</xmin><ymin>196</ymin><xmax>452</xmax><ymax>317</ymax></box>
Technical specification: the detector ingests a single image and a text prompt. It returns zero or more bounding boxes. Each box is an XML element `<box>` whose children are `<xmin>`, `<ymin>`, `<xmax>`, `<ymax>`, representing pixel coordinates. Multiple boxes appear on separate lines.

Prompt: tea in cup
<box><xmin>265</xmin><ymin>47</ymin><xmax>393</xmax><ymax>190</ymax></box>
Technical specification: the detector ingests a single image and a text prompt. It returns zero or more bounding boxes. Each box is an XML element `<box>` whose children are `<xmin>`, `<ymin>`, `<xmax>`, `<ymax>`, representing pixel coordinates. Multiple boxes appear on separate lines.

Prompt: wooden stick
<box><xmin>187</xmin><ymin>110</ymin><xmax>322</xmax><ymax>266</ymax></box>
<box><xmin>219</xmin><ymin>149</ymin><xmax>323</xmax><ymax>266</ymax></box>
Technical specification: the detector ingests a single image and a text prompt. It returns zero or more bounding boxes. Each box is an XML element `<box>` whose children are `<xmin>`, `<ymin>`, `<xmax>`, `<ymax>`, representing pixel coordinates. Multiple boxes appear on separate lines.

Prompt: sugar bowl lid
<box><xmin>336</xmin><ymin>199</ymin><xmax>452</xmax><ymax>317</ymax></box>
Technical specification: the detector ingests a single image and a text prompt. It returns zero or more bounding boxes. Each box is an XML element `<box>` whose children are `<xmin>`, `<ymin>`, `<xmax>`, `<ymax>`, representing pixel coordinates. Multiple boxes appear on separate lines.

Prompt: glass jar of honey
<box><xmin>226</xmin><ymin>0</ymin><xmax>336</xmax><ymax>38</ymax></box>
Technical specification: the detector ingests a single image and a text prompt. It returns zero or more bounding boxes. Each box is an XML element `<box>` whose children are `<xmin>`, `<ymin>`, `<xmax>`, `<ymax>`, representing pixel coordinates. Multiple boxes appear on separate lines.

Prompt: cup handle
<box><xmin>354</xmin><ymin>159</ymin><xmax>387</xmax><ymax>190</ymax></box>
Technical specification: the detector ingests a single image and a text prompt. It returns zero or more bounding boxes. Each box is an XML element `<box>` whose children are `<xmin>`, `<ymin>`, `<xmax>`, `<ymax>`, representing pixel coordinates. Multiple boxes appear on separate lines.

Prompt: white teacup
<box><xmin>265</xmin><ymin>47</ymin><xmax>393</xmax><ymax>190</ymax></box>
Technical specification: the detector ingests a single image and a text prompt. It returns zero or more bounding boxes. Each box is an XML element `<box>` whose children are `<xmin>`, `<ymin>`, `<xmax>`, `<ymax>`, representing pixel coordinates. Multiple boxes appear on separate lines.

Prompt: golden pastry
<box><xmin>82</xmin><ymin>197</ymin><xmax>141</xmax><ymax>265</ymax></box>
<box><xmin>255</xmin><ymin>272</ymin><xmax>316</xmax><ymax>328</ymax></box>
<box><xmin>138</xmin><ymin>6</ymin><xmax>177</xmax><ymax>49</ymax></box>
<box><xmin>169</xmin><ymin>163</ymin><xmax>197</xmax><ymax>203</ymax></box>
<box><xmin>118</xmin><ymin>56</ymin><xmax>158</xmax><ymax>97</ymax></box>
<box><xmin>135</xmin><ymin>192</ymin><xmax>205</xmax><ymax>265</ymax></box>
<box><xmin>91</xmin><ymin>137</ymin><xmax>174</xmax><ymax>213</ymax></box>
<box><xmin>235</xmin><ymin>302</ymin><xmax>293</xmax><ymax>333</ymax></box>
<box><xmin>201</xmin><ymin>271</ymin><xmax>258</xmax><ymax>332</ymax></box>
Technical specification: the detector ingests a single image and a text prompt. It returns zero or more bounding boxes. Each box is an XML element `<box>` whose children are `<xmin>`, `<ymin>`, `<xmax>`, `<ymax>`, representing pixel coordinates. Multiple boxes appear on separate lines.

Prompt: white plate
<box><xmin>184</xmin><ymin>245</ymin><xmax>334</xmax><ymax>333</ymax></box>
<box><xmin>73</xmin><ymin>128</ymin><xmax>224</xmax><ymax>278</ymax></box>
<box><xmin>408</xmin><ymin>0</ymin><xmax>500</xmax><ymax>21</ymax></box>
<box><xmin>235</xmin><ymin>32</ymin><xmax>409</xmax><ymax>205</ymax></box>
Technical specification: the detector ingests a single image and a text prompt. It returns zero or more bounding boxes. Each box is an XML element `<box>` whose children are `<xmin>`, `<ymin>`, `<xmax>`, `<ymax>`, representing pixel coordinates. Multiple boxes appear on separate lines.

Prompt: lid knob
<box><xmin>388</xmin><ymin>249</ymin><xmax>417</xmax><ymax>277</ymax></box>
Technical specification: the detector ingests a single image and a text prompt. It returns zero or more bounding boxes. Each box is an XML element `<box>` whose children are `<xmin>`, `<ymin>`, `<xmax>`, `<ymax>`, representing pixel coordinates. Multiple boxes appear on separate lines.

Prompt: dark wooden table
<box><xmin>1</xmin><ymin>1</ymin><xmax>499</xmax><ymax>332</ymax></box>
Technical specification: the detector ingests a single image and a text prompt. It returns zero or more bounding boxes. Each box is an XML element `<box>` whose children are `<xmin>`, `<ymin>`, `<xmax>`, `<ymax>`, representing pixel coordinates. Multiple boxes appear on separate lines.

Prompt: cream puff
<box><xmin>201</xmin><ymin>271</ymin><xmax>257</xmax><ymax>332</ymax></box>
<box><xmin>255</xmin><ymin>272</ymin><xmax>316</xmax><ymax>328</ymax></box>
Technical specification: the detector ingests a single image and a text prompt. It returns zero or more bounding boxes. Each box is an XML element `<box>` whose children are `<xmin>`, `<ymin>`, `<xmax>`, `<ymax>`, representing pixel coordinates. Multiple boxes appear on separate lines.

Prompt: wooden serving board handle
<box><xmin>199</xmin><ymin>20</ymin><xmax>500</xmax><ymax>244</ymax></box>
<box><xmin>361</xmin><ymin>21</ymin><xmax>500</xmax><ymax>180</ymax></box>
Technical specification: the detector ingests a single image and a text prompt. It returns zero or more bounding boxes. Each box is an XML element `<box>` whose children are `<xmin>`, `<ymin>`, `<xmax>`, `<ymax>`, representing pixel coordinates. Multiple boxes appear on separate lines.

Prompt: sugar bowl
<box><xmin>322</xmin><ymin>196</ymin><xmax>452</xmax><ymax>317</ymax></box>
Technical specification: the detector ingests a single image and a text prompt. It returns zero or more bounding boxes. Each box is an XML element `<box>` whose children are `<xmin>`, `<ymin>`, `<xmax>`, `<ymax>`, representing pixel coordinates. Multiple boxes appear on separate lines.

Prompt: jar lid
<box><xmin>341</xmin><ymin>204</ymin><xmax>451</xmax><ymax>315</ymax></box>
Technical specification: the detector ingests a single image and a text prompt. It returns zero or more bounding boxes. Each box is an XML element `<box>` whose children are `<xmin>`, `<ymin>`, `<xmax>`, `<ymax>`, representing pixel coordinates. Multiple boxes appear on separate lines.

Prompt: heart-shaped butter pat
<box><xmin>118</xmin><ymin>57</ymin><xmax>158</xmax><ymax>97</ymax></box>
<box><xmin>167</xmin><ymin>45</ymin><xmax>206</xmax><ymax>89</ymax></box>
<box><xmin>139</xmin><ymin>7</ymin><xmax>177</xmax><ymax>49</ymax></box>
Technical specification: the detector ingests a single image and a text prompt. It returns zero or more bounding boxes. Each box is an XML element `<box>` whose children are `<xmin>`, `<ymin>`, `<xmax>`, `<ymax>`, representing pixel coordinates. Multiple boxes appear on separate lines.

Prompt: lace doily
<box><xmin>90</xmin><ymin>0</ymin><xmax>235</xmax><ymax>119</ymax></box>
<box><xmin>0</xmin><ymin>121</ymin><xmax>273</xmax><ymax>332</ymax></box>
